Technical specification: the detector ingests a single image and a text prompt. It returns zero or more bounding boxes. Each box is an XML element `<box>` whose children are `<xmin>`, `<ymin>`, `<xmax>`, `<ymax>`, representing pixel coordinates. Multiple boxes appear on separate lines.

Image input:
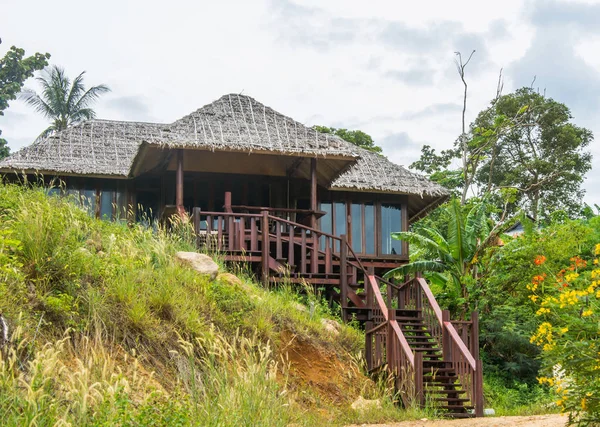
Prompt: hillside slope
<box><xmin>0</xmin><ymin>182</ymin><xmax>425</xmax><ymax>426</ymax></box>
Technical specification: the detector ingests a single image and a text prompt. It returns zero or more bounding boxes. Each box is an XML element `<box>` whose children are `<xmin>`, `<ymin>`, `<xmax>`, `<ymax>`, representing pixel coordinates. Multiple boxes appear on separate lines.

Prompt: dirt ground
<box><xmin>347</xmin><ymin>414</ymin><xmax>568</xmax><ymax>427</ymax></box>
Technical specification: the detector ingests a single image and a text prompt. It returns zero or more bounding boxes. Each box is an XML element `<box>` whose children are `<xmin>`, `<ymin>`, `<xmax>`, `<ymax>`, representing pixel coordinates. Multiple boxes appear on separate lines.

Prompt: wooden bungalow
<box><xmin>0</xmin><ymin>93</ymin><xmax>483</xmax><ymax>417</ymax></box>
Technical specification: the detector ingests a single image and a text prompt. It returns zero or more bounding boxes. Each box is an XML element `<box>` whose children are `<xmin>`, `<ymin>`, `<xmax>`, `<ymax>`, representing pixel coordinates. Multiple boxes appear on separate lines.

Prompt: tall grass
<box><xmin>0</xmin><ymin>181</ymin><xmax>438</xmax><ymax>425</ymax></box>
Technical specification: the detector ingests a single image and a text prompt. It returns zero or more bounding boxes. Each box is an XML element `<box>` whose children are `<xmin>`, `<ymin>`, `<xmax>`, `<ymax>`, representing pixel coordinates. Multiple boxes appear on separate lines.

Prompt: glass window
<box><xmin>99</xmin><ymin>191</ymin><xmax>114</xmax><ymax>220</ymax></box>
<box><xmin>365</xmin><ymin>203</ymin><xmax>375</xmax><ymax>254</ymax></box>
<box><xmin>351</xmin><ymin>203</ymin><xmax>363</xmax><ymax>253</ymax></box>
<box><xmin>381</xmin><ymin>203</ymin><xmax>402</xmax><ymax>255</ymax></box>
<box><xmin>115</xmin><ymin>189</ymin><xmax>126</xmax><ymax>220</ymax></box>
<box><xmin>47</xmin><ymin>187</ymin><xmax>61</xmax><ymax>197</ymax></box>
<box><xmin>334</xmin><ymin>202</ymin><xmax>346</xmax><ymax>252</ymax></box>
<box><xmin>80</xmin><ymin>189</ymin><xmax>97</xmax><ymax>217</ymax></box>
<box><xmin>319</xmin><ymin>202</ymin><xmax>332</xmax><ymax>250</ymax></box>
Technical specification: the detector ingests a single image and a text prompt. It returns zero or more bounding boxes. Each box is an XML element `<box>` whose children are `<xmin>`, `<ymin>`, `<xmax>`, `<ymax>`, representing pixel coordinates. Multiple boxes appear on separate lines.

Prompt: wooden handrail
<box><xmin>367</xmin><ymin>275</ymin><xmax>389</xmax><ymax>320</ymax></box>
<box><xmin>365</xmin><ymin>321</ymin><xmax>389</xmax><ymax>335</ymax></box>
<box><xmin>389</xmin><ymin>319</ymin><xmax>415</xmax><ymax>366</ymax></box>
<box><xmin>444</xmin><ymin>321</ymin><xmax>477</xmax><ymax>369</ymax></box>
<box><xmin>266</xmin><ymin>214</ymin><xmax>341</xmax><ymax>241</ymax></box>
<box><xmin>195</xmin><ymin>210</ymin><xmax>263</xmax><ymax>219</ymax></box>
<box><xmin>415</xmin><ymin>276</ymin><xmax>443</xmax><ymax>326</ymax></box>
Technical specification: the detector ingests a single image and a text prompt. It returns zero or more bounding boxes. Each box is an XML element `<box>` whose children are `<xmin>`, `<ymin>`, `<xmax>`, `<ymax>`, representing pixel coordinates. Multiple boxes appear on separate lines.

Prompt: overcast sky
<box><xmin>1</xmin><ymin>0</ymin><xmax>599</xmax><ymax>207</ymax></box>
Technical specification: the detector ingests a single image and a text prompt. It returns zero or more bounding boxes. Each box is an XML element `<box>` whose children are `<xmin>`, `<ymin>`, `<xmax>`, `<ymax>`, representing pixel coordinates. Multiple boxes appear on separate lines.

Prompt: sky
<box><xmin>1</xmin><ymin>0</ymin><xmax>599</xmax><ymax>207</ymax></box>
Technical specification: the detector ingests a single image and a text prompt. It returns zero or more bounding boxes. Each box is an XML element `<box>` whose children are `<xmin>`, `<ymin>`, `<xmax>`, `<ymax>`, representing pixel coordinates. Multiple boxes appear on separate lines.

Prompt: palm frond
<box><xmin>383</xmin><ymin>260</ymin><xmax>447</xmax><ymax>279</ymax></box>
<box><xmin>19</xmin><ymin>89</ymin><xmax>55</xmax><ymax>119</ymax></box>
<box><xmin>66</xmin><ymin>71</ymin><xmax>87</xmax><ymax>115</ymax></box>
<box><xmin>446</xmin><ymin>199</ymin><xmax>465</xmax><ymax>270</ymax></box>
<box><xmin>391</xmin><ymin>231</ymin><xmax>446</xmax><ymax>255</ymax></box>
<box><xmin>73</xmin><ymin>84</ymin><xmax>110</xmax><ymax>111</ymax></box>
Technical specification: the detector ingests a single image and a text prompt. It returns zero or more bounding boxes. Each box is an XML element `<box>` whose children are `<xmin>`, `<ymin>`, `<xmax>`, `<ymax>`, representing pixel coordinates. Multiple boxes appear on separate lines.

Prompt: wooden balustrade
<box><xmin>191</xmin><ymin>207</ymin><xmax>483</xmax><ymax>417</ymax></box>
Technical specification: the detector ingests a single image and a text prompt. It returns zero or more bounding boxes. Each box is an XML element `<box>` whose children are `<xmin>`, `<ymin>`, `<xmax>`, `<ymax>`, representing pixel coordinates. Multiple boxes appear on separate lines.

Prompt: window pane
<box><xmin>381</xmin><ymin>203</ymin><xmax>402</xmax><ymax>255</ymax></box>
<box><xmin>100</xmin><ymin>191</ymin><xmax>114</xmax><ymax>220</ymax></box>
<box><xmin>80</xmin><ymin>189</ymin><xmax>96</xmax><ymax>217</ymax></box>
<box><xmin>334</xmin><ymin>202</ymin><xmax>346</xmax><ymax>252</ymax></box>
<box><xmin>351</xmin><ymin>204</ymin><xmax>363</xmax><ymax>253</ymax></box>
<box><xmin>319</xmin><ymin>202</ymin><xmax>332</xmax><ymax>250</ymax></box>
<box><xmin>115</xmin><ymin>189</ymin><xmax>126</xmax><ymax>220</ymax></box>
<box><xmin>365</xmin><ymin>203</ymin><xmax>375</xmax><ymax>254</ymax></box>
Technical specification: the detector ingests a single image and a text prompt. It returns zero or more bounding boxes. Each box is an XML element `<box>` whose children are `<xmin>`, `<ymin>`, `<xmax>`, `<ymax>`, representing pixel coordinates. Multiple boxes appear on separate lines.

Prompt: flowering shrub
<box><xmin>529</xmin><ymin>245</ymin><xmax>600</xmax><ymax>426</ymax></box>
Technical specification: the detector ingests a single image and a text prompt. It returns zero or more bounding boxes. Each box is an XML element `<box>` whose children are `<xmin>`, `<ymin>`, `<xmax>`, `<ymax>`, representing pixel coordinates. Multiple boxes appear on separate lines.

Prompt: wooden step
<box><xmin>433</xmin><ymin>397</ymin><xmax>471</xmax><ymax>403</ymax></box>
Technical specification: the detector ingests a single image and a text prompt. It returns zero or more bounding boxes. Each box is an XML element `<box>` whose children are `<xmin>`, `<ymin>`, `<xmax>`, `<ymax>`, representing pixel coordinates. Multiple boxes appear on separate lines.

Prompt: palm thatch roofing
<box><xmin>0</xmin><ymin>93</ymin><xmax>449</xmax><ymax>215</ymax></box>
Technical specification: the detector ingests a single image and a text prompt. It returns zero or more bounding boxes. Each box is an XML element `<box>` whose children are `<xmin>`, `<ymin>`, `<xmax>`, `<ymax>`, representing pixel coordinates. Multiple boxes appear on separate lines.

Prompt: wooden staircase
<box><xmin>191</xmin><ymin>208</ymin><xmax>484</xmax><ymax>418</ymax></box>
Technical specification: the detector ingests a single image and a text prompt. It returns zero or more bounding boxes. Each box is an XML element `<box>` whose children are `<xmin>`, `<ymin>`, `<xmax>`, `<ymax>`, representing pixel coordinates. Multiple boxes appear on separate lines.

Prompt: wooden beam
<box><xmin>286</xmin><ymin>157</ymin><xmax>304</xmax><ymax>178</ymax></box>
<box><xmin>176</xmin><ymin>149</ymin><xmax>184</xmax><ymax>215</ymax></box>
<box><xmin>310</xmin><ymin>157</ymin><xmax>317</xmax><ymax>214</ymax></box>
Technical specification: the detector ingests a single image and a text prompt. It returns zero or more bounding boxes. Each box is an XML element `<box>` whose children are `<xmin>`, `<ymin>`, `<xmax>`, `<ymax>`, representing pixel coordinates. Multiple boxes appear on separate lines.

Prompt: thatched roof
<box><xmin>166</xmin><ymin>94</ymin><xmax>356</xmax><ymax>157</ymax></box>
<box><xmin>0</xmin><ymin>119</ymin><xmax>168</xmax><ymax>177</ymax></box>
<box><xmin>0</xmin><ymin>93</ymin><xmax>449</xmax><ymax>210</ymax></box>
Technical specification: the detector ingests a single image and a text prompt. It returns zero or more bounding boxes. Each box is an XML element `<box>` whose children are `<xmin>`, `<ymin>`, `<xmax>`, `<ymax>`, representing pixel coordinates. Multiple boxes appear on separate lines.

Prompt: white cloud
<box><xmin>0</xmin><ymin>0</ymin><xmax>598</xmax><ymax>207</ymax></box>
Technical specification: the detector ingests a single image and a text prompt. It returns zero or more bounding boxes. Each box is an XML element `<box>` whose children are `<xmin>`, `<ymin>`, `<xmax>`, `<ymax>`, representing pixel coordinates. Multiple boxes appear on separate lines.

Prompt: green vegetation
<box><xmin>314</xmin><ymin>125</ymin><xmax>383</xmax><ymax>154</ymax></box>
<box><xmin>0</xmin><ymin>39</ymin><xmax>50</xmax><ymax>159</ymax></box>
<box><xmin>0</xmin><ymin>180</ymin><xmax>437</xmax><ymax>426</ymax></box>
<box><xmin>411</xmin><ymin>87</ymin><xmax>593</xmax><ymax>221</ymax></box>
<box><xmin>20</xmin><ymin>65</ymin><xmax>110</xmax><ymax>137</ymax></box>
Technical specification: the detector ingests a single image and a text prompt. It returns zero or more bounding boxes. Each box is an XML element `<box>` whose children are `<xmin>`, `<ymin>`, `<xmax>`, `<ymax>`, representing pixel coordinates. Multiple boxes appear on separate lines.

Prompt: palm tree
<box><xmin>20</xmin><ymin>65</ymin><xmax>110</xmax><ymax>137</ymax></box>
<box><xmin>384</xmin><ymin>199</ymin><xmax>496</xmax><ymax>314</ymax></box>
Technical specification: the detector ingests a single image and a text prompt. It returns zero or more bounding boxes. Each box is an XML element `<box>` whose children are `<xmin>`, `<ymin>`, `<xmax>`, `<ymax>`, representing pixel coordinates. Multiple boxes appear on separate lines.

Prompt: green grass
<box><xmin>483</xmin><ymin>374</ymin><xmax>558</xmax><ymax>416</ymax></box>
<box><xmin>0</xmin><ymin>180</ymin><xmax>433</xmax><ymax>426</ymax></box>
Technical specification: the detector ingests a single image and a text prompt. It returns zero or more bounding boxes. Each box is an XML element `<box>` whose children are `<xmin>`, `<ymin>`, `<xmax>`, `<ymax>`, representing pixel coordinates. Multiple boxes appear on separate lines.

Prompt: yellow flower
<box><xmin>595</xmin><ymin>243</ymin><xmax>600</xmax><ymax>256</ymax></box>
<box><xmin>565</xmin><ymin>272</ymin><xmax>579</xmax><ymax>282</ymax></box>
<box><xmin>583</xmin><ymin>309</ymin><xmax>593</xmax><ymax>317</ymax></box>
<box><xmin>582</xmin><ymin>398</ymin><xmax>587</xmax><ymax>410</ymax></box>
<box><xmin>536</xmin><ymin>307</ymin><xmax>551</xmax><ymax>316</ymax></box>
<box><xmin>529</xmin><ymin>295</ymin><xmax>539</xmax><ymax>302</ymax></box>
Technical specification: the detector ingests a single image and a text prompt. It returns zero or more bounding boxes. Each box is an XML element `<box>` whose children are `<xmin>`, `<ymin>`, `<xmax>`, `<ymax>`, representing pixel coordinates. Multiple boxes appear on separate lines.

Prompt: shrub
<box><xmin>529</xmin><ymin>246</ymin><xmax>600</xmax><ymax>426</ymax></box>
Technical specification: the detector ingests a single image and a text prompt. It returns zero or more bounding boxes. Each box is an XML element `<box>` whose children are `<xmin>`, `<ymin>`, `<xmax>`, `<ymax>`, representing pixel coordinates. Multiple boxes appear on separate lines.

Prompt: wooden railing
<box><xmin>395</xmin><ymin>273</ymin><xmax>483</xmax><ymax>416</ymax></box>
<box><xmin>191</xmin><ymin>207</ymin><xmax>482</xmax><ymax>416</ymax></box>
<box><xmin>364</xmin><ymin>275</ymin><xmax>422</xmax><ymax>407</ymax></box>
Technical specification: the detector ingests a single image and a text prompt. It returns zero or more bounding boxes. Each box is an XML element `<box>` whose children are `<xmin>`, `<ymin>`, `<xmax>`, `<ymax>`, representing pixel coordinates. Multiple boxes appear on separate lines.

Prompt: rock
<box><xmin>351</xmin><ymin>396</ymin><xmax>381</xmax><ymax>411</ymax></box>
<box><xmin>217</xmin><ymin>272</ymin><xmax>243</xmax><ymax>287</ymax></box>
<box><xmin>321</xmin><ymin>318</ymin><xmax>341</xmax><ymax>335</ymax></box>
<box><xmin>176</xmin><ymin>252</ymin><xmax>219</xmax><ymax>280</ymax></box>
<box><xmin>294</xmin><ymin>303</ymin><xmax>308</xmax><ymax>313</ymax></box>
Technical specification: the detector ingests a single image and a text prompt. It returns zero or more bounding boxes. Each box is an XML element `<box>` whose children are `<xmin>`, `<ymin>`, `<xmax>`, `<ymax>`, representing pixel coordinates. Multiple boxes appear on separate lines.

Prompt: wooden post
<box><xmin>365</xmin><ymin>321</ymin><xmax>373</xmax><ymax>371</ymax></box>
<box><xmin>310</xmin><ymin>157</ymin><xmax>318</xmax><ymax>274</ymax></box>
<box><xmin>224</xmin><ymin>191</ymin><xmax>232</xmax><ymax>213</ymax></box>
<box><xmin>471</xmin><ymin>311</ymin><xmax>480</xmax><ymax>361</ymax></box>
<box><xmin>176</xmin><ymin>149</ymin><xmax>184</xmax><ymax>216</ymax></box>
<box><xmin>192</xmin><ymin>207</ymin><xmax>201</xmax><ymax>248</ymax></box>
<box><xmin>414</xmin><ymin>351</ymin><xmax>424</xmax><ymax>407</ymax></box>
<box><xmin>340</xmin><ymin>234</ymin><xmax>348</xmax><ymax>321</ymax></box>
<box><xmin>474</xmin><ymin>359</ymin><xmax>484</xmax><ymax>417</ymax></box>
<box><xmin>261</xmin><ymin>210</ymin><xmax>270</xmax><ymax>287</ymax></box>
<box><xmin>442</xmin><ymin>310</ymin><xmax>451</xmax><ymax>362</ymax></box>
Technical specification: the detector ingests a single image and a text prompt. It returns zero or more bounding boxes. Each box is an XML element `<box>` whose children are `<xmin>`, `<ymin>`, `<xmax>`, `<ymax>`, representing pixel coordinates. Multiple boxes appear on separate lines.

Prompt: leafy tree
<box><xmin>384</xmin><ymin>198</ymin><xmax>496</xmax><ymax>316</ymax></box>
<box><xmin>474</xmin><ymin>88</ymin><xmax>592</xmax><ymax>221</ymax></box>
<box><xmin>314</xmin><ymin>126</ymin><xmax>383</xmax><ymax>154</ymax></box>
<box><xmin>20</xmin><ymin>65</ymin><xmax>110</xmax><ymax>137</ymax></box>
<box><xmin>412</xmin><ymin>88</ymin><xmax>593</xmax><ymax>221</ymax></box>
<box><xmin>0</xmin><ymin>39</ymin><xmax>50</xmax><ymax>159</ymax></box>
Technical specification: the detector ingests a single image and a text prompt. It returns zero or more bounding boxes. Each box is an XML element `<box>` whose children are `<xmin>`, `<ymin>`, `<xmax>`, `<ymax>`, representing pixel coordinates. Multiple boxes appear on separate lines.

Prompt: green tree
<box><xmin>474</xmin><ymin>88</ymin><xmax>592</xmax><ymax>221</ymax></box>
<box><xmin>314</xmin><ymin>126</ymin><xmax>383</xmax><ymax>154</ymax></box>
<box><xmin>0</xmin><ymin>39</ymin><xmax>50</xmax><ymax>159</ymax></box>
<box><xmin>20</xmin><ymin>65</ymin><xmax>110</xmax><ymax>137</ymax></box>
<box><xmin>412</xmin><ymin>88</ymin><xmax>593</xmax><ymax>221</ymax></box>
<box><xmin>384</xmin><ymin>198</ymin><xmax>496</xmax><ymax>316</ymax></box>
